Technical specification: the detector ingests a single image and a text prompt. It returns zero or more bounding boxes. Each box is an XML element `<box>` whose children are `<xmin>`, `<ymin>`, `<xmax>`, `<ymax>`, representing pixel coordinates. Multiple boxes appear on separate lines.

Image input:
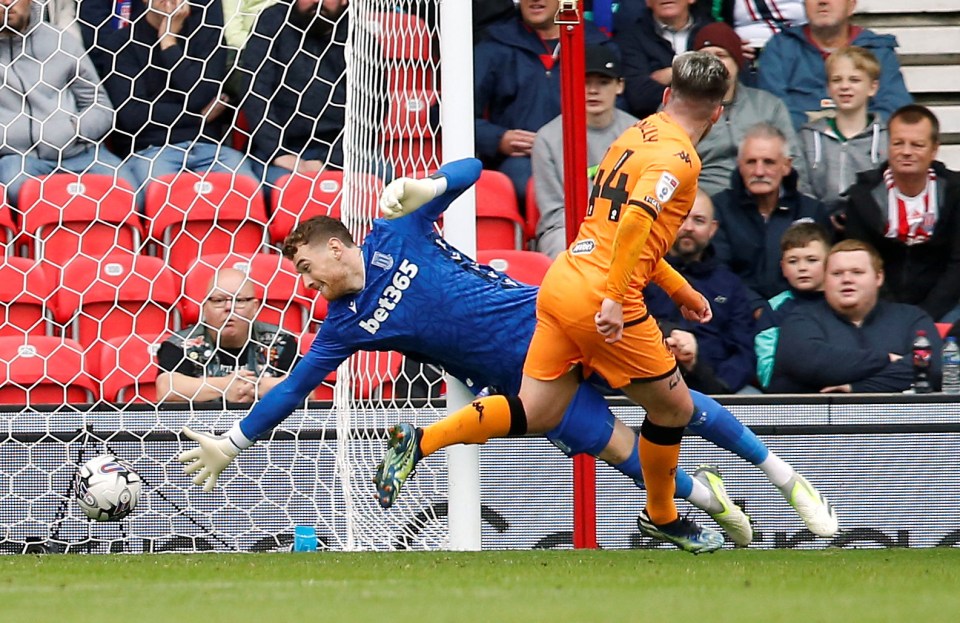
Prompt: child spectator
<box><xmin>799</xmin><ymin>46</ymin><xmax>887</xmax><ymax>213</ymax></box>
<box><xmin>755</xmin><ymin>222</ymin><xmax>831</xmax><ymax>389</ymax></box>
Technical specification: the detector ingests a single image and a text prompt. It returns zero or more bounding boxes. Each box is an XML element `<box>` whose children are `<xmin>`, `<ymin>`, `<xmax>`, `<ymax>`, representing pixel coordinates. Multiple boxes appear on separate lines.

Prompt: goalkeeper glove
<box><xmin>379</xmin><ymin>176</ymin><xmax>443</xmax><ymax>219</ymax></box>
<box><xmin>178</xmin><ymin>426</ymin><xmax>241</xmax><ymax>492</ymax></box>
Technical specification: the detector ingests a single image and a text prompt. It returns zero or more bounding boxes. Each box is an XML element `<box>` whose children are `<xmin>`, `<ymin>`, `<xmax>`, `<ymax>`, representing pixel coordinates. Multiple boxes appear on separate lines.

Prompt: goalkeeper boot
<box><xmin>375</xmin><ymin>423</ymin><xmax>421</xmax><ymax>509</ymax></box>
<box><xmin>637</xmin><ymin>510</ymin><xmax>725</xmax><ymax>555</ymax></box>
<box><xmin>693</xmin><ymin>465</ymin><xmax>753</xmax><ymax>547</ymax></box>
<box><xmin>778</xmin><ymin>473</ymin><xmax>838</xmax><ymax>537</ymax></box>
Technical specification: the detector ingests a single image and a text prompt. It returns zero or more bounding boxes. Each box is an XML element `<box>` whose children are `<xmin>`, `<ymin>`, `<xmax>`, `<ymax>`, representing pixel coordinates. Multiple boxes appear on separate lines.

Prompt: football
<box><xmin>74</xmin><ymin>455</ymin><xmax>142</xmax><ymax>521</ymax></box>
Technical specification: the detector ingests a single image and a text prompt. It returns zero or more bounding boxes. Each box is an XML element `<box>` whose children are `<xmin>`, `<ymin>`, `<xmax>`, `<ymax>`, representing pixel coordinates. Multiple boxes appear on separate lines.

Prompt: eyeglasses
<box><xmin>206</xmin><ymin>296</ymin><xmax>257</xmax><ymax>308</ymax></box>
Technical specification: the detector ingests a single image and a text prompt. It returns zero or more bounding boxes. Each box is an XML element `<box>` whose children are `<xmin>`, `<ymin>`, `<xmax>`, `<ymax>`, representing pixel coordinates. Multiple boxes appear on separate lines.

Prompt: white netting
<box><xmin>0</xmin><ymin>0</ymin><xmax>453</xmax><ymax>552</ymax></box>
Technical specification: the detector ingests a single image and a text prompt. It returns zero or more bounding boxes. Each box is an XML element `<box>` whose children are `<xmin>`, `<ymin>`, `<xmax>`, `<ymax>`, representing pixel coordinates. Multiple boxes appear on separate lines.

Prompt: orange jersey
<box><xmin>556</xmin><ymin>112</ymin><xmax>701</xmax><ymax>319</ymax></box>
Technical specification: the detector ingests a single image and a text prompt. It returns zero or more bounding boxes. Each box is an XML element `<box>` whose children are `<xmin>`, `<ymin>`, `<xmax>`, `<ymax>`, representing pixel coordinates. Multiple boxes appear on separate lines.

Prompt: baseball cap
<box><xmin>585</xmin><ymin>45</ymin><xmax>621</xmax><ymax>78</ymax></box>
<box><xmin>693</xmin><ymin>22</ymin><xmax>745</xmax><ymax>70</ymax></box>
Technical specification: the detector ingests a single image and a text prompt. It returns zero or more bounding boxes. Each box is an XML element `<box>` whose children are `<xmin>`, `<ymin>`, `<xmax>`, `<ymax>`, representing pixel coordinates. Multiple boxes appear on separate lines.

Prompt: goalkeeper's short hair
<box><xmin>282</xmin><ymin>216</ymin><xmax>357</xmax><ymax>259</ymax></box>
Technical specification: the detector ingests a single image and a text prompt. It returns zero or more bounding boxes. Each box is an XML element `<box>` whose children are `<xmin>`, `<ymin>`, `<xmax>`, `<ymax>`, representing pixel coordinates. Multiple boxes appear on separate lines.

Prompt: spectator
<box><xmin>41</xmin><ymin>0</ymin><xmax>81</xmax><ymax>41</ymax></box>
<box><xmin>754</xmin><ymin>221</ymin><xmax>831</xmax><ymax>389</ymax></box>
<box><xmin>532</xmin><ymin>44</ymin><xmax>637</xmax><ymax>258</ymax></box>
<box><xmin>758</xmin><ymin>0</ymin><xmax>912</xmax><ymax>131</ymax></box>
<box><xmin>841</xmin><ymin>105</ymin><xmax>960</xmax><ymax>323</ymax></box>
<box><xmin>97</xmin><ymin>0</ymin><xmax>255</xmax><ymax>205</ymax></box>
<box><xmin>221</xmin><ymin>0</ymin><xmax>276</xmax><ymax>97</ymax></box>
<box><xmin>692</xmin><ymin>21</ymin><xmax>806</xmax><ymax>197</ymax></box>
<box><xmin>239</xmin><ymin>0</ymin><xmax>376</xmax><ymax>187</ymax></box>
<box><xmin>475</xmin><ymin>0</ymin><xmax>613</xmax><ymax>210</ymax></box>
<box><xmin>799</xmin><ymin>46</ymin><xmax>887</xmax><ymax>212</ymax></box>
<box><xmin>156</xmin><ymin>268</ymin><xmax>299</xmax><ymax>403</ymax></box>
<box><xmin>0</xmin><ymin>0</ymin><xmax>132</xmax><ymax>208</ymax></box>
<box><xmin>613</xmin><ymin>0</ymin><xmax>712</xmax><ymax>119</ymax></box>
<box><xmin>769</xmin><ymin>239</ymin><xmax>941</xmax><ymax>393</ymax></box>
<box><xmin>644</xmin><ymin>190</ymin><xmax>758</xmax><ymax>394</ymax></box>
<box><xmin>79</xmin><ymin>0</ymin><xmax>140</xmax><ymax>52</ymax></box>
<box><xmin>708</xmin><ymin>0</ymin><xmax>807</xmax><ymax>51</ymax></box>
<box><xmin>712</xmin><ymin>122</ymin><xmax>832</xmax><ymax>309</ymax></box>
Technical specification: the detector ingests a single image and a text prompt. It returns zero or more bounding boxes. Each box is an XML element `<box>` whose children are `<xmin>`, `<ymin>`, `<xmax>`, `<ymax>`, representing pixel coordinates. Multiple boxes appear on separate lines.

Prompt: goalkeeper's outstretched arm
<box><xmin>379</xmin><ymin>157</ymin><xmax>483</xmax><ymax>223</ymax></box>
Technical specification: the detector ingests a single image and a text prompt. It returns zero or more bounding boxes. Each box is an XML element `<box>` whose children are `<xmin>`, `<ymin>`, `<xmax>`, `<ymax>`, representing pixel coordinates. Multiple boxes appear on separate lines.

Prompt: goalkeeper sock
<box><xmin>639</xmin><ymin>418</ymin><xmax>684</xmax><ymax>525</ymax></box>
<box><xmin>687</xmin><ymin>390</ymin><xmax>768</xmax><ymax>465</ymax></box>
<box><xmin>419</xmin><ymin>395</ymin><xmax>527</xmax><ymax>458</ymax></box>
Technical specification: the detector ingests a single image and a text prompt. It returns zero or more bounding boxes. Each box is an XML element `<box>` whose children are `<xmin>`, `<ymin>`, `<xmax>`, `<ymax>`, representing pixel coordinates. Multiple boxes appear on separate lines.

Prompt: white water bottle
<box><xmin>942</xmin><ymin>337</ymin><xmax>960</xmax><ymax>395</ymax></box>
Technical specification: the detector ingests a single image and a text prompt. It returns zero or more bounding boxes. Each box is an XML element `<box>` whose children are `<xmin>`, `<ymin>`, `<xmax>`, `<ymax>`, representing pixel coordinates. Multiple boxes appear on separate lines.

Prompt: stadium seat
<box><xmin>350</xmin><ymin>351</ymin><xmax>404</xmax><ymax>400</ymax></box>
<box><xmin>145</xmin><ymin>172</ymin><xmax>268</xmax><ymax>277</ymax></box>
<box><xmin>475</xmin><ymin>169</ymin><xmax>525</xmax><ymax>251</ymax></box>
<box><xmin>477</xmin><ymin>250</ymin><xmax>553</xmax><ymax>286</ymax></box>
<box><xmin>367</xmin><ymin>11</ymin><xmax>435</xmax><ymax>92</ymax></box>
<box><xmin>98</xmin><ymin>333</ymin><xmax>168</xmax><ymax>403</ymax></box>
<box><xmin>17</xmin><ymin>174</ymin><xmax>141</xmax><ymax>274</ymax></box>
<box><xmin>179</xmin><ymin>253</ymin><xmax>313</xmax><ymax>333</ymax></box>
<box><xmin>0</xmin><ymin>336</ymin><xmax>97</xmax><ymax>404</ymax></box>
<box><xmin>0</xmin><ymin>257</ymin><xmax>54</xmax><ymax>337</ymax></box>
<box><xmin>55</xmin><ymin>254</ymin><xmax>179</xmax><ymax>363</ymax></box>
<box><xmin>384</xmin><ymin>89</ymin><xmax>440</xmax><ymax>176</ymax></box>
<box><xmin>0</xmin><ymin>199</ymin><xmax>16</xmax><ymax>251</ymax></box>
<box><xmin>267</xmin><ymin>171</ymin><xmax>383</xmax><ymax>246</ymax></box>
<box><xmin>937</xmin><ymin>323</ymin><xmax>952</xmax><ymax>339</ymax></box>
<box><xmin>524</xmin><ymin>177</ymin><xmax>540</xmax><ymax>250</ymax></box>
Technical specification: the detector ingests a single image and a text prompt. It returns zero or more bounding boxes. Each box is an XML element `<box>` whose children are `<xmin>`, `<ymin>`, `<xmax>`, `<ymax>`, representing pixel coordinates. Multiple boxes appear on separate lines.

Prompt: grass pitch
<box><xmin>3</xmin><ymin>548</ymin><xmax>959</xmax><ymax>623</ymax></box>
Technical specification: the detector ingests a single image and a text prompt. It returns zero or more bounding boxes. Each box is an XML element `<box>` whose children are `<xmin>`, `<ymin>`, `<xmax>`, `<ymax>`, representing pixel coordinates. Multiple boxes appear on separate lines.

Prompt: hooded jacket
<box><xmin>799</xmin><ymin>115</ymin><xmax>887</xmax><ymax>211</ymax></box>
<box><xmin>643</xmin><ymin>250</ymin><xmax>758</xmax><ymax>393</ymax></box>
<box><xmin>697</xmin><ymin>83</ymin><xmax>807</xmax><ymax>197</ymax></box>
<box><xmin>841</xmin><ymin>161</ymin><xmax>960</xmax><ymax>321</ymax></box>
<box><xmin>758</xmin><ymin>25</ymin><xmax>912</xmax><ymax>130</ymax></box>
<box><xmin>474</xmin><ymin>16</ymin><xmax>612</xmax><ymax>161</ymax></box>
<box><xmin>770</xmin><ymin>298</ymin><xmax>940</xmax><ymax>393</ymax></box>
<box><xmin>711</xmin><ymin>168</ymin><xmax>832</xmax><ymax>305</ymax></box>
<box><xmin>0</xmin><ymin>2</ymin><xmax>114</xmax><ymax>160</ymax></box>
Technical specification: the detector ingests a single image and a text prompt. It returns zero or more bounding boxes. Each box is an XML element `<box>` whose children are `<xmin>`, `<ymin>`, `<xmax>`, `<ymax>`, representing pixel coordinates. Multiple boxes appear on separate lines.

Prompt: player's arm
<box><xmin>649</xmin><ymin>259</ymin><xmax>711</xmax><ymax>322</ymax></box>
<box><xmin>379</xmin><ymin>158</ymin><xmax>482</xmax><ymax>223</ymax></box>
<box><xmin>178</xmin><ymin>336</ymin><xmax>353</xmax><ymax>491</ymax></box>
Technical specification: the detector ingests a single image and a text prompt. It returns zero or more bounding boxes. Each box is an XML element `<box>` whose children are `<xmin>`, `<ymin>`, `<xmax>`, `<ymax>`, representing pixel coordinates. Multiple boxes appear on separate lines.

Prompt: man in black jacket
<box><xmin>841</xmin><ymin>104</ymin><xmax>960</xmax><ymax>322</ymax></box>
<box><xmin>770</xmin><ymin>239</ymin><xmax>941</xmax><ymax>393</ymax></box>
<box><xmin>711</xmin><ymin>122</ymin><xmax>832</xmax><ymax>313</ymax></box>
<box><xmin>96</xmin><ymin>0</ymin><xmax>256</xmax><ymax>206</ymax></box>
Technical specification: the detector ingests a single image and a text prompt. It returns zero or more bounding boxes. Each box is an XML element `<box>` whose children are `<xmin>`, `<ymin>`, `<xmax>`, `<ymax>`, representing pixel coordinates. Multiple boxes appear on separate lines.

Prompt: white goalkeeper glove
<box><xmin>379</xmin><ymin>176</ymin><xmax>445</xmax><ymax>219</ymax></box>
<box><xmin>178</xmin><ymin>426</ymin><xmax>241</xmax><ymax>492</ymax></box>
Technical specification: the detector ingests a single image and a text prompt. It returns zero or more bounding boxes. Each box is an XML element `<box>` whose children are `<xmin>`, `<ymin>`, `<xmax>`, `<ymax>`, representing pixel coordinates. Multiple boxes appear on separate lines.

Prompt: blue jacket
<box><xmin>711</xmin><ymin>168</ymin><xmax>832</xmax><ymax>306</ymax></box>
<box><xmin>770</xmin><ymin>298</ymin><xmax>941</xmax><ymax>393</ymax></box>
<box><xmin>612</xmin><ymin>6</ymin><xmax>710</xmax><ymax>119</ymax></box>
<box><xmin>758</xmin><ymin>25</ymin><xmax>912</xmax><ymax>131</ymax></box>
<box><xmin>754</xmin><ymin>288</ymin><xmax>824</xmax><ymax>388</ymax></box>
<box><xmin>95</xmin><ymin>0</ymin><xmax>228</xmax><ymax>153</ymax></box>
<box><xmin>643</xmin><ymin>251</ymin><xmax>758</xmax><ymax>393</ymax></box>
<box><xmin>473</xmin><ymin>16</ymin><xmax>612</xmax><ymax>160</ymax></box>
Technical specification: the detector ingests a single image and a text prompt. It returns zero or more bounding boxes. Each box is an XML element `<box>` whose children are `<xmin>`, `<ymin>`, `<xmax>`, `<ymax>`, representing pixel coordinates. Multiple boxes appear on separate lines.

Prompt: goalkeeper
<box><xmin>178</xmin><ymin>158</ymin><xmax>838</xmax><ymax>546</ymax></box>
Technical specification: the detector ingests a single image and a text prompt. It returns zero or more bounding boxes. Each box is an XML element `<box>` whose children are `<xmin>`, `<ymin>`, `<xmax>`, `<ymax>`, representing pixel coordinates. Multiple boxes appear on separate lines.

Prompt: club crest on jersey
<box><xmin>571</xmin><ymin>239</ymin><xmax>596</xmax><ymax>255</ymax></box>
<box><xmin>371</xmin><ymin>252</ymin><xmax>394</xmax><ymax>271</ymax></box>
<box><xmin>655</xmin><ymin>172</ymin><xmax>680</xmax><ymax>203</ymax></box>
<box><xmin>359</xmin><ymin>259</ymin><xmax>419</xmax><ymax>335</ymax></box>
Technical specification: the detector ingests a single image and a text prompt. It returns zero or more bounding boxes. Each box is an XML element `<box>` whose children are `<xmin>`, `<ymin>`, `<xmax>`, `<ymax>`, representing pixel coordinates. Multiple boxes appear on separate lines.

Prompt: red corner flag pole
<box><xmin>556</xmin><ymin>1</ymin><xmax>597</xmax><ymax>550</ymax></box>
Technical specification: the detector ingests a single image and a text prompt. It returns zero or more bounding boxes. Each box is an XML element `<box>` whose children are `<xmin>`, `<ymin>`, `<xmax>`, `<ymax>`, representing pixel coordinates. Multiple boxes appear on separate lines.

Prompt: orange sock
<box><xmin>420</xmin><ymin>395</ymin><xmax>525</xmax><ymax>458</ymax></box>
<box><xmin>639</xmin><ymin>420</ymin><xmax>684</xmax><ymax>525</ymax></box>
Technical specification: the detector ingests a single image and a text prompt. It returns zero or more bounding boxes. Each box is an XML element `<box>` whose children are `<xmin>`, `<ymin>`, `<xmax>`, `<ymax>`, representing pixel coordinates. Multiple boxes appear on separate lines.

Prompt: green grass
<box><xmin>3</xmin><ymin>549</ymin><xmax>960</xmax><ymax>623</ymax></box>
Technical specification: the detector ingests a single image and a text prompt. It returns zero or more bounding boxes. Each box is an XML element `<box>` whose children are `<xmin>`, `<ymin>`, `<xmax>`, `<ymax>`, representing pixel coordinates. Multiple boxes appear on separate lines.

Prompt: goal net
<box><xmin>0</xmin><ymin>0</ymin><xmax>458</xmax><ymax>553</ymax></box>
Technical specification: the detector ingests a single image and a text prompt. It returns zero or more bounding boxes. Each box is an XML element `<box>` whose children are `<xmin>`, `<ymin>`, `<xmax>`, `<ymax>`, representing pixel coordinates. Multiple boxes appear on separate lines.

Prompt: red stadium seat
<box><xmin>145</xmin><ymin>172</ymin><xmax>267</xmax><ymax>277</ymax></box>
<box><xmin>384</xmin><ymin>90</ymin><xmax>440</xmax><ymax>176</ymax></box>
<box><xmin>368</xmin><ymin>11</ymin><xmax>434</xmax><ymax>63</ymax></box>
<box><xmin>350</xmin><ymin>351</ymin><xmax>404</xmax><ymax>400</ymax></box>
<box><xmin>524</xmin><ymin>176</ymin><xmax>540</xmax><ymax>250</ymax></box>
<box><xmin>17</xmin><ymin>174</ymin><xmax>141</xmax><ymax>274</ymax></box>
<box><xmin>475</xmin><ymin>169</ymin><xmax>524</xmax><ymax>251</ymax></box>
<box><xmin>0</xmin><ymin>336</ymin><xmax>97</xmax><ymax>404</ymax></box>
<box><xmin>98</xmin><ymin>333</ymin><xmax>168</xmax><ymax>403</ymax></box>
<box><xmin>0</xmin><ymin>199</ymin><xmax>16</xmax><ymax>250</ymax></box>
<box><xmin>310</xmin><ymin>291</ymin><xmax>329</xmax><ymax>328</ymax></box>
<box><xmin>268</xmin><ymin>171</ymin><xmax>382</xmax><ymax>246</ymax></box>
<box><xmin>937</xmin><ymin>323</ymin><xmax>952</xmax><ymax>339</ymax></box>
<box><xmin>0</xmin><ymin>257</ymin><xmax>54</xmax><ymax>337</ymax></box>
<box><xmin>477</xmin><ymin>250</ymin><xmax>553</xmax><ymax>286</ymax></box>
<box><xmin>55</xmin><ymin>254</ymin><xmax>179</xmax><ymax>363</ymax></box>
<box><xmin>297</xmin><ymin>331</ymin><xmax>336</xmax><ymax>400</ymax></box>
<box><xmin>179</xmin><ymin>253</ymin><xmax>313</xmax><ymax>333</ymax></box>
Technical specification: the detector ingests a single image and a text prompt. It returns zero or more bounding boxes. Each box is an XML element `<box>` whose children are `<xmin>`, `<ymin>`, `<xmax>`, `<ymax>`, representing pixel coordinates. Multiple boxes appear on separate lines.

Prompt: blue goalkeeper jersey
<box><xmin>237</xmin><ymin>158</ymin><xmax>538</xmax><ymax>442</ymax></box>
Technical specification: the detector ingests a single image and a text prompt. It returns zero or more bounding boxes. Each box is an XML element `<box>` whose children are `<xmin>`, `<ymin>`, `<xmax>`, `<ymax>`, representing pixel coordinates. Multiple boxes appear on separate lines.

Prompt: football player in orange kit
<box><xmin>377</xmin><ymin>52</ymin><xmax>730</xmax><ymax>553</ymax></box>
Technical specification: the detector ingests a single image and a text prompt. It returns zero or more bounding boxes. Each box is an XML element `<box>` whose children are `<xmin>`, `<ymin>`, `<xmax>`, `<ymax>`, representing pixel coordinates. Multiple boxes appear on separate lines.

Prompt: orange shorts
<box><xmin>523</xmin><ymin>273</ymin><xmax>677</xmax><ymax>389</ymax></box>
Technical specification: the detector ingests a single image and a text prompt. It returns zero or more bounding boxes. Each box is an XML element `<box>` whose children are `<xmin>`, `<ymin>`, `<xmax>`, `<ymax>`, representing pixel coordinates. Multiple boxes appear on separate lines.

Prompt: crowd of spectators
<box><xmin>1</xmin><ymin>0</ymin><xmax>957</xmax><ymax>399</ymax></box>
